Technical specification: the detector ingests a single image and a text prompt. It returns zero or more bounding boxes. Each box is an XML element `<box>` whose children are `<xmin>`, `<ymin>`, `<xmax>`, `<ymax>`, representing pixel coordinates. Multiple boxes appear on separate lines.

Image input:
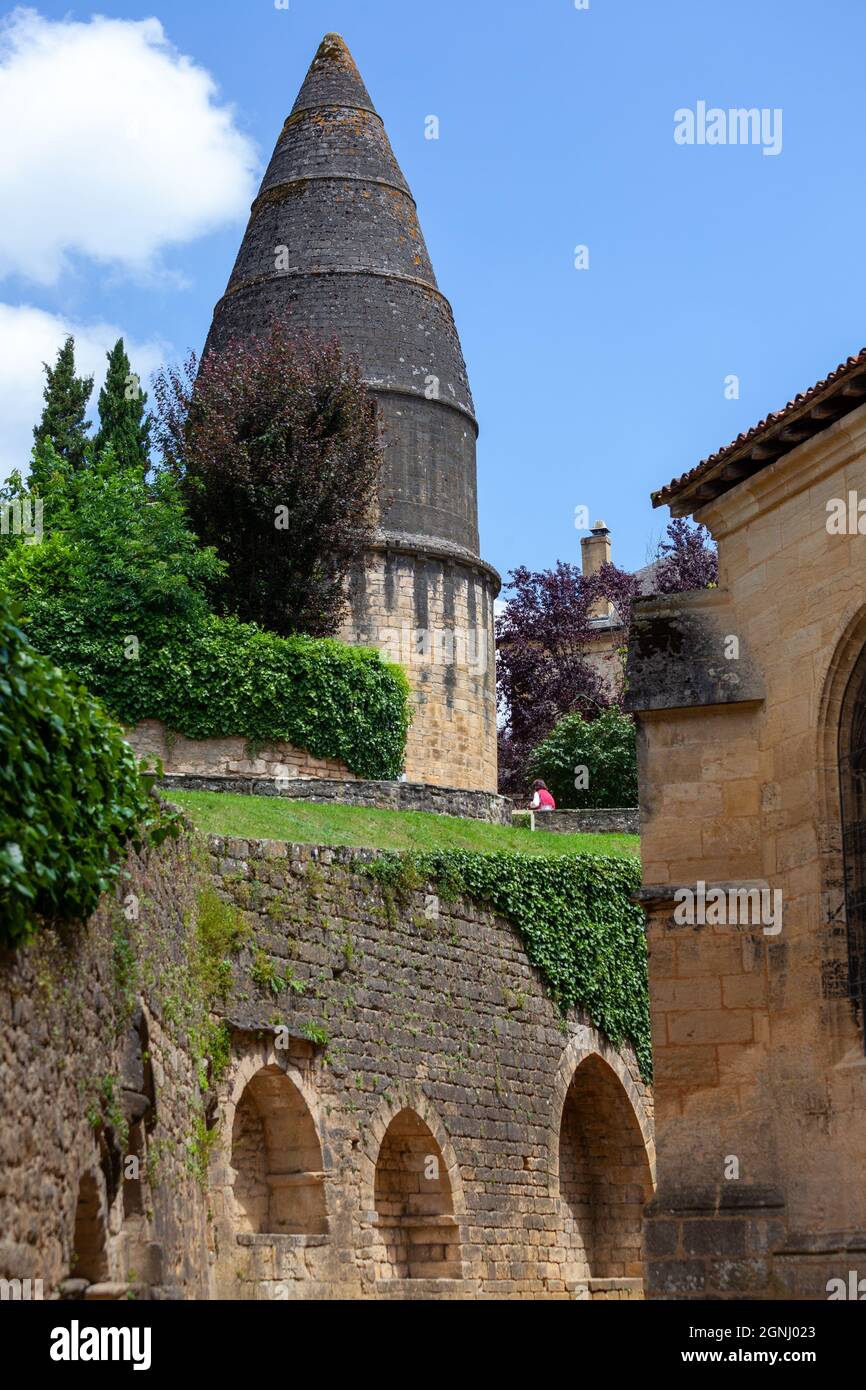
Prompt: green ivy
<box><xmin>17</xmin><ymin>610</ymin><xmax>410</xmax><ymax>783</ymax></box>
<box><xmin>367</xmin><ymin>849</ymin><xmax>651</xmax><ymax>1080</ymax></box>
<box><xmin>0</xmin><ymin>594</ymin><xmax>181</xmax><ymax>947</ymax></box>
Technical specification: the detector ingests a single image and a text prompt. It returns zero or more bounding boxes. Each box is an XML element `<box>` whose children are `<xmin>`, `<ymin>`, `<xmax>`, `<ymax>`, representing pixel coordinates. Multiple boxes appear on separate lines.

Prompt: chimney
<box><xmin>581</xmin><ymin>520</ymin><xmax>613</xmax><ymax>621</ymax></box>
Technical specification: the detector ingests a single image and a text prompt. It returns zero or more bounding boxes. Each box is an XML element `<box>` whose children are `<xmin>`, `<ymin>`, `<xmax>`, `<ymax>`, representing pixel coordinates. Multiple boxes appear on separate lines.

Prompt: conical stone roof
<box><xmin>289</xmin><ymin>32</ymin><xmax>378</xmax><ymax>117</ymax></box>
<box><xmin>205</xmin><ymin>34</ymin><xmax>481</xmax><ymax>556</ymax></box>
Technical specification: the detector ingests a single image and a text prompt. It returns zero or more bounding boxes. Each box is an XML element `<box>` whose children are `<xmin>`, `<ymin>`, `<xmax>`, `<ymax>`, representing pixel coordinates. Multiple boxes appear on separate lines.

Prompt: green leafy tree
<box><xmin>2</xmin><ymin>450</ymin><xmax>223</xmax><ymax>670</ymax></box>
<box><xmin>527</xmin><ymin>707</ymin><xmax>638</xmax><ymax>809</ymax></box>
<box><xmin>93</xmin><ymin>338</ymin><xmax>151</xmax><ymax>472</ymax></box>
<box><xmin>31</xmin><ymin>336</ymin><xmax>93</xmax><ymax>484</ymax></box>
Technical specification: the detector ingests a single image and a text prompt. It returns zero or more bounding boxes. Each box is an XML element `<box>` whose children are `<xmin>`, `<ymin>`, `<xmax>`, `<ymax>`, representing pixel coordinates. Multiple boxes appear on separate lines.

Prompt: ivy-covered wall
<box><xmin>0</xmin><ymin>829</ymin><xmax>654</xmax><ymax>1302</ymax></box>
<box><xmin>205</xmin><ymin>837</ymin><xmax>654</xmax><ymax>1300</ymax></box>
<box><xmin>19</xmin><ymin>614</ymin><xmax>412</xmax><ymax>783</ymax></box>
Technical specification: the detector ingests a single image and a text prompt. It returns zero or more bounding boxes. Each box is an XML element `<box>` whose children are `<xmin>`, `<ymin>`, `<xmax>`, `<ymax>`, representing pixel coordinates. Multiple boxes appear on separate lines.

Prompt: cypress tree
<box><xmin>31</xmin><ymin>336</ymin><xmax>93</xmax><ymax>477</ymax></box>
<box><xmin>93</xmin><ymin>338</ymin><xmax>151</xmax><ymax>472</ymax></box>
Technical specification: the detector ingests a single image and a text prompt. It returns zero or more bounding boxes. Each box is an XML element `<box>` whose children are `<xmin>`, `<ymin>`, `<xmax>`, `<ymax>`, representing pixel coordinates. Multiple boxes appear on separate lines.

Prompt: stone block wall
<box><xmin>204</xmin><ymin>837</ymin><xmax>654</xmax><ymax>1300</ymax></box>
<box><xmin>0</xmin><ymin>830</ymin><xmax>654</xmax><ymax>1302</ymax></box>
<box><xmin>0</xmin><ymin>837</ymin><xmax>211</xmax><ymax>1301</ymax></box>
<box><xmin>533</xmin><ymin>809</ymin><xmax>640</xmax><ymax>836</ymax></box>
<box><xmin>125</xmin><ymin>719</ymin><xmax>356</xmax><ymax>783</ymax></box>
<box><xmin>341</xmin><ymin>546</ymin><xmax>499</xmax><ymax>793</ymax></box>
<box><xmin>627</xmin><ymin>401</ymin><xmax>866</xmax><ymax>1298</ymax></box>
<box><xmin>159</xmin><ymin>774</ymin><xmax>512</xmax><ymax>825</ymax></box>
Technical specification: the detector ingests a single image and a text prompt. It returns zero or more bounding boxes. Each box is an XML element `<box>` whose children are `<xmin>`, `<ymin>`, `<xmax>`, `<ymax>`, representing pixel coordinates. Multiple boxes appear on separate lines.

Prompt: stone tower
<box><xmin>204</xmin><ymin>33</ymin><xmax>499</xmax><ymax>792</ymax></box>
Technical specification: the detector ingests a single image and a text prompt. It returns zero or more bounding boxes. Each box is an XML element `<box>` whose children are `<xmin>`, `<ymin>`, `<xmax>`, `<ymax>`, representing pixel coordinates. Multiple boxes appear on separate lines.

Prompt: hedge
<box><xmin>0</xmin><ymin>595</ymin><xmax>178</xmax><ymax>947</ymax></box>
<box><xmin>15</xmin><ymin>610</ymin><xmax>412</xmax><ymax>782</ymax></box>
<box><xmin>366</xmin><ymin>847</ymin><xmax>650</xmax><ymax>1080</ymax></box>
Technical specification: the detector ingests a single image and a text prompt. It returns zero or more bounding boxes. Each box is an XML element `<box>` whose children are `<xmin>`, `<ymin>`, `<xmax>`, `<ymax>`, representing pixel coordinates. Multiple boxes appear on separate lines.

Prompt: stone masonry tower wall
<box><xmin>204</xmin><ymin>34</ymin><xmax>499</xmax><ymax>791</ymax></box>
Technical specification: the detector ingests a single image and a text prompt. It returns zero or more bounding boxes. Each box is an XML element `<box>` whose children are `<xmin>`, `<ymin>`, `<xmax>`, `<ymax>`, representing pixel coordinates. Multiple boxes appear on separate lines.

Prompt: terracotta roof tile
<box><xmin>653</xmin><ymin>347</ymin><xmax>866</xmax><ymax>513</ymax></box>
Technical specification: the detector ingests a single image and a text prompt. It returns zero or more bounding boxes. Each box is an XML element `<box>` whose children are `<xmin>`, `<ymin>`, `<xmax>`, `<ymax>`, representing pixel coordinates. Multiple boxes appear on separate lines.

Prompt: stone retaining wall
<box><xmin>533</xmin><ymin>809</ymin><xmax>640</xmax><ymax>835</ymax></box>
<box><xmin>160</xmin><ymin>774</ymin><xmax>512</xmax><ymax>825</ymax></box>
<box><xmin>0</xmin><ymin>837</ymin><xmax>210</xmax><ymax>1301</ymax></box>
<box><xmin>125</xmin><ymin>718</ymin><xmax>356</xmax><ymax>783</ymax></box>
<box><xmin>205</xmin><ymin>837</ymin><xmax>654</xmax><ymax>1300</ymax></box>
<box><xmin>0</xmin><ymin>831</ymin><xmax>654</xmax><ymax>1302</ymax></box>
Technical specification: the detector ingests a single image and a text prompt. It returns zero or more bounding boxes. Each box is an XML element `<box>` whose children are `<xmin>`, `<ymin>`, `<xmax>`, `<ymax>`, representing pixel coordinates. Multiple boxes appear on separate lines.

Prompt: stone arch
<box><xmin>71</xmin><ymin>1170</ymin><xmax>109</xmax><ymax>1285</ymax></box>
<box><xmin>817</xmin><ymin>602</ymin><xmax>866</xmax><ymax>1046</ymax></box>
<box><xmin>229</xmin><ymin>1062</ymin><xmax>327</xmax><ymax>1236</ymax></box>
<box><xmin>362</xmin><ymin>1089</ymin><xmax>466</xmax><ymax>1281</ymax></box>
<box><xmin>223</xmin><ymin>1039</ymin><xmax>320</xmax><ymax>1119</ymax></box>
<box><xmin>550</xmin><ymin>1032</ymin><xmax>655</xmax><ymax>1289</ymax></box>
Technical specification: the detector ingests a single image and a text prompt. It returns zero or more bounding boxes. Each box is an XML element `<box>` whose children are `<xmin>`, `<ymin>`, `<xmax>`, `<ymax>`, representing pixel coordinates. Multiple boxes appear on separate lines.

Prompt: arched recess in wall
<box><xmin>70</xmin><ymin>1170</ymin><xmax>109</xmax><ymax>1286</ymax></box>
<box><xmin>817</xmin><ymin>603</ymin><xmax>866</xmax><ymax>1045</ymax></box>
<box><xmin>817</xmin><ymin>603</ymin><xmax>866</xmax><ymax>1049</ymax></box>
<box><xmin>363</xmin><ymin>1092</ymin><xmax>466</xmax><ymax>1282</ymax></box>
<box><xmin>551</xmin><ymin>1038</ymin><xmax>654</xmax><ymax>1288</ymax></box>
<box><xmin>230</xmin><ymin>1064</ymin><xmax>327</xmax><ymax>1236</ymax></box>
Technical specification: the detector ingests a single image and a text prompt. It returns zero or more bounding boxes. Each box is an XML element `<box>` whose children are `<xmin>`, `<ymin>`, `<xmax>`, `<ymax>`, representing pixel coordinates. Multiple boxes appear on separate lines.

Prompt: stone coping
<box><xmin>587</xmin><ymin>1277</ymin><xmax>644</xmax><ymax>1290</ymax></box>
<box><xmin>159</xmin><ymin>773</ymin><xmax>512</xmax><ymax>825</ymax></box>
<box><xmin>531</xmin><ymin>808</ymin><xmax>640</xmax><ymax>835</ymax></box>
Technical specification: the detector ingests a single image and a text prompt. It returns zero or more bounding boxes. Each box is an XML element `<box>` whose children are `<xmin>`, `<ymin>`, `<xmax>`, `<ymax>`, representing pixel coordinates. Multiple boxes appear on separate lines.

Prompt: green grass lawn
<box><xmin>169</xmin><ymin>790</ymin><xmax>640</xmax><ymax>858</ymax></box>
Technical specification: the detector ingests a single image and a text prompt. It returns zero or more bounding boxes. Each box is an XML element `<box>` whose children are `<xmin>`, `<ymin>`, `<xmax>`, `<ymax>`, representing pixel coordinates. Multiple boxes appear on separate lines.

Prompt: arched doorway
<box><xmin>839</xmin><ymin>648</ymin><xmax>866</xmax><ymax>1046</ymax></box>
<box><xmin>230</xmin><ymin>1065</ymin><xmax>327</xmax><ymax>1236</ymax></box>
<box><xmin>557</xmin><ymin>1053</ymin><xmax>654</xmax><ymax>1285</ymax></box>
<box><xmin>373</xmin><ymin>1109</ymin><xmax>461</xmax><ymax>1279</ymax></box>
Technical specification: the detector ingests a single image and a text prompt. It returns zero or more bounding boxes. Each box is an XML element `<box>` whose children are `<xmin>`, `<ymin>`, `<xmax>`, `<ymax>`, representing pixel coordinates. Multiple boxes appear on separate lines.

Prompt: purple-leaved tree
<box><xmin>654</xmin><ymin>517</ymin><xmax>718</xmax><ymax>593</ymax></box>
<box><xmin>496</xmin><ymin>560</ymin><xmax>639</xmax><ymax>794</ymax></box>
<box><xmin>496</xmin><ymin>520</ymin><xmax>717</xmax><ymax>794</ymax></box>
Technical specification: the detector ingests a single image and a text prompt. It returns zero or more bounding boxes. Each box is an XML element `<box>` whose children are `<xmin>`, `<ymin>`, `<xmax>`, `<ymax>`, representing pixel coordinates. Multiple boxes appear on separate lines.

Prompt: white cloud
<box><xmin>0</xmin><ymin>303</ymin><xmax>167</xmax><ymax>480</ymax></box>
<box><xmin>0</xmin><ymin>8</ymin><xmax>258</xmax><ymax>285</ymax></box>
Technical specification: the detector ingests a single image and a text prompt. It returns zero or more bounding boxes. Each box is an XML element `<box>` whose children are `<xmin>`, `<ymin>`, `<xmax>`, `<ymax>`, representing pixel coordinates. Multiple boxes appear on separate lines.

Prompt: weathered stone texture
<box><xmin>204</xmin><ymin>837</ymin><xmax>654</xmax><ymax>1300</ymax></box>
<box><xmin>1</xmin><ymin>831</ymin><xmax>654</xmax><ymax>1302</ymax></box>
<box><xmin>629</xmin><ymin>399</ymin><xmax>866</xmax><ymax>1298</ymax></box>
<box><xmin>0</xmin><ymin>837</ymin><xmax>210</xmax><ymax>1300</ymax></box>
<box><xmin>341</xmin><ymin>548</ymin><xmax>498</xmax><ymax>790</ymax></box>
<box><xmin>533</xmin><ymin>809</ymin><xmax>640</xmax><ymax>836</ymax></box>
<box><xmin>625</xmin><ymin>589</ymin><xmax>765</xmax><ymax>715</ymax></box>
<box><xmin>160</xmin><ymin>774</ymin><xmax>512</xmax><ymax>825</ymax></box>
<box><xmin>125</xmin><ymin>718</ymin><xmax>356</xmax><ymax>782</ymax></box>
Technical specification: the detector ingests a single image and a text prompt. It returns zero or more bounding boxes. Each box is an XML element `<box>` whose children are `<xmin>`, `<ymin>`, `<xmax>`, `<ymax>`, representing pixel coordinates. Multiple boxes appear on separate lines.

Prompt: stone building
<box><xmin>580</xmin><ymin>521</ymin><xmax>660</xmax><ymax>696</ymax></box>
<box><xmin>626</xmin><ymin>348</ymin><xmax>866</xmax><ymax>1298</ymax></box>
<box><xmin>204</xmin><ymin>34</ymin><xmax>499</xmax><ymax>793</ymax></box>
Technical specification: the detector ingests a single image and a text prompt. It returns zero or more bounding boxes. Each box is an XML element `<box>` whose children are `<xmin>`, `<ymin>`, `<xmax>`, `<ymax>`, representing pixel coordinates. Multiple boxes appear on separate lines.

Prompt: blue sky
<box><xmin>2</xmin><ymin>0</ymin><xmax>865</xmax><ymax>584</ymax></box>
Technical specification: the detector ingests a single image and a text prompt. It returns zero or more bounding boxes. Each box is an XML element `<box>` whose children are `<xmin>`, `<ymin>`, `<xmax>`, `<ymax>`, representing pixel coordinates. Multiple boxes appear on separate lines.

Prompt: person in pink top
<box><xmin>529</xmin><ymin>780</ymin><xmax>556</xmax><ymax>812</ymax></box>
